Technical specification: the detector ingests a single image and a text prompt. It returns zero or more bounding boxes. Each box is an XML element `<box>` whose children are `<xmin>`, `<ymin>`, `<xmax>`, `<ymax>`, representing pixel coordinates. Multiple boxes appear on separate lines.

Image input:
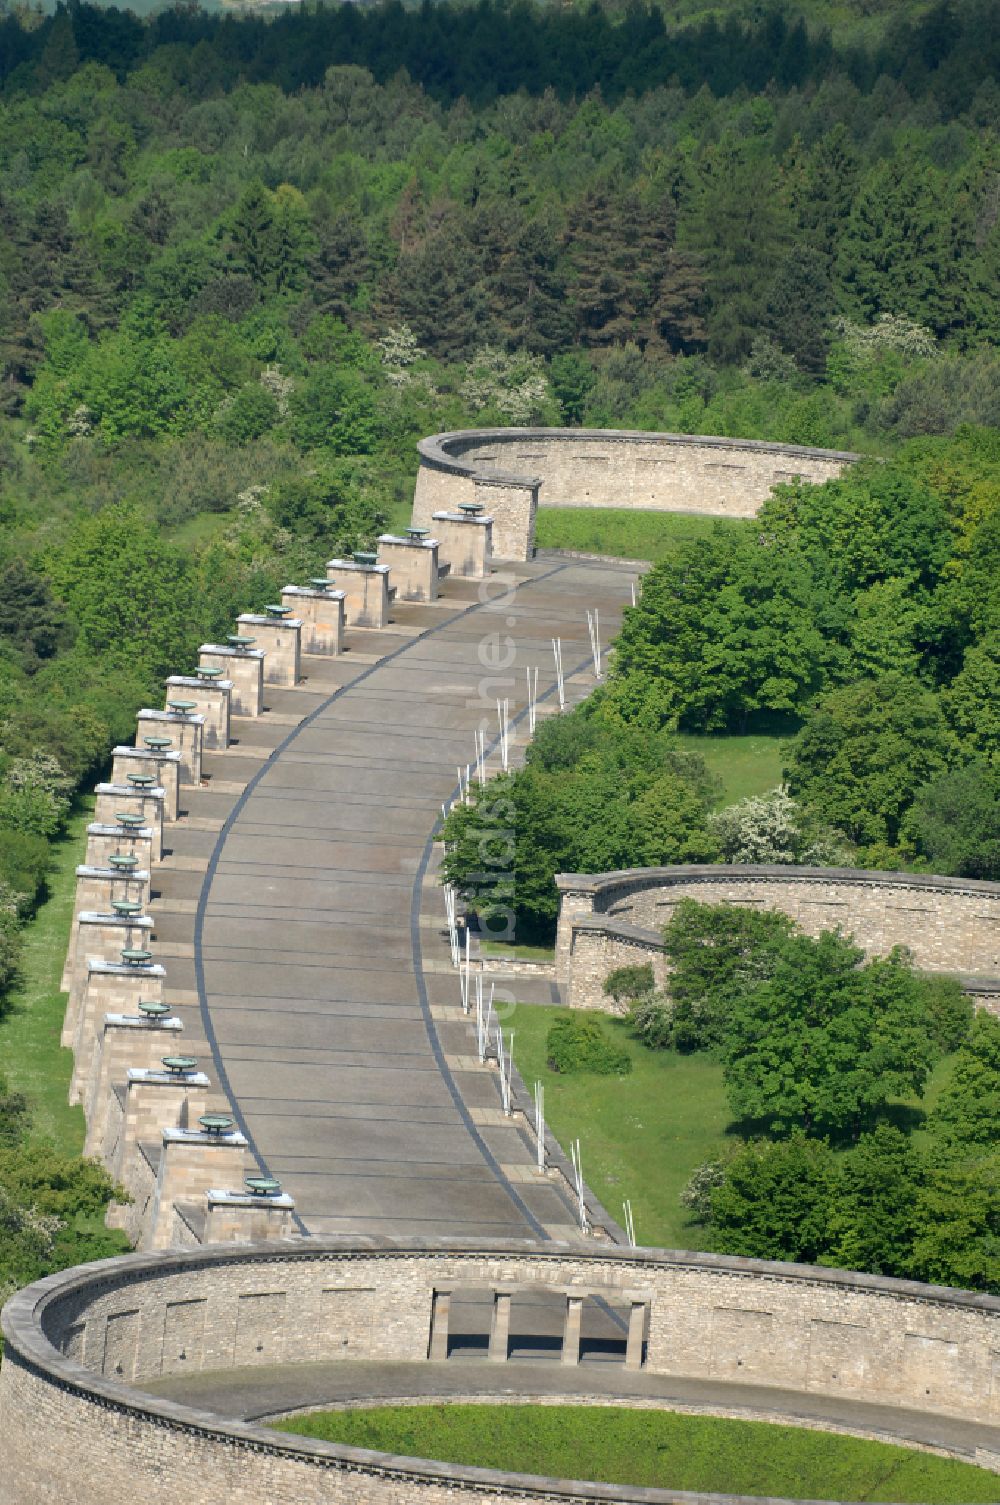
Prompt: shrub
<box><xmin>603</xmin><ymin>963</ymin><xmax>654</xmax><ymax>1005</ymax></box>
<box><xmin>628</xmin><ymin>990</ymin><xmax>675</xmax><ymax>1050</ymax></box>
<box><xmin>545</xmin><ymin>1013</ymin><xmax>632</xmax><ymax>1076</ymax></box>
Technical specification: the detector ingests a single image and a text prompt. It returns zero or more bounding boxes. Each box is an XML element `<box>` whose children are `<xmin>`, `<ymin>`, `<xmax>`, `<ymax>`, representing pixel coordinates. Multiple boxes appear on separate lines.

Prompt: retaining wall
<box><xmin>554</xmin><ymin>865</ymin><xmax>1000</xmax><ymax>1010</ymax></box>
<box><xmin>2</xmin><ymin>1238</ymin><xmax>999</xmax><ymax>1505</ymax></box>
<box><xmin>412</xmin><ymin>429</ymin><xmax>859</xmax><ymax>559</ymax></box>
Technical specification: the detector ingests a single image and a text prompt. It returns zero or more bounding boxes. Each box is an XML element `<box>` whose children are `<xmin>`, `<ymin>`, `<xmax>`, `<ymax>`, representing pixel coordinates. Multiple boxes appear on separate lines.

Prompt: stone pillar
<box><xmin>146</xmin><ymin>1124</ymin><xmax>248</xmax><ymax>1251</ymax></box>
<box><xmin>427</xmin><ymin>1288</ymin><xmax>452</xmax><ymax>1361</ymax></box>
<box><xmin>203</xmin><ymin>1188</ymin><xmax>297</xmax><ymax>1243</ymax></box>
<box><xmin>489</xmin><ymin>1290</ymin><xmax>512</xmax><ymax>1362</ymax></box>
<box><xmin>84</xmin><ymin>822</ymin><xmax>154</xmax><ymax>874</ymax></box>
<box><xmin>66</xmin><ymin>910</ymin><xmax>153</xmax><ymax>1034</ymax></box>
<box><xmin>198</xmin><ymin>644</ymin><xmax>264</xmax><ymax>718</ymax></box>
<box><xmin>431</xmin><ymin>511</ymin><xmax>493</xmax><ymax>580</ymax></box>
<box><xmin>280</xmin><ymin>586</ymin><xmax>346</xmax><ymax>656</ymax></box>
<box><xmin>92</xmin><ymin>785</ymin><xmax>165</xmax><ymax>862</ymax></box>
<box><xmin>84</xmin><ymin>1010</ymin><xmax>183</xmax><ymax>1159</ymax></box>
<box><xmin>62</xmin><ymin>865</ymin><xmax>150</xmax><ymax>992</ymax></box>
<box><xmin>136</xmin><ymin>709</ymin><xmax>205</xmax><ymax>786</ymax></box>
<box><xmin>554</xmin><ymin>879</ymin><xmax>598</xmax><ymax>993</ymax></box>
<box><xmin>235</xmin><ymin>613</ymin><xmax>302</xmax><ymax>687</ymax></box>
<box><xmin>64</xmin><ymin>956</ymin><xmax>165</xmax><ymax>1064</ymax></box>
<box><xmin>164</xmin><ymin>675</ymin><xmax>232</xmax><ymax>751</ymax></box>
<box><xmin>377</xmin><ymin>535</ymin><xmax>440</xmax><ymax>602</ymax></box>
<box><xmin>625</xmin><ymin>1300</ymin><xmax>647</xmax><ymax>1372</ymax></box>
<box><xmin>561</xmin><ymin>1295</ymin><xmax>583</xmax><ymax>1366</ymax></box>
<box><xmin>324</xmin><ymin>558</ymin><xmax>393</xmax><ymax>629</ymax></box>
<box><xmin>475</xmin><ymin>476</ymin><xmax>539</xmax><ymax>561</ymax></box>
<box><xmin>111</xmin><ymin>746</ymin><xmax>182</xmax><ymax>822</ymax></box>
<box><xmin>115</xmin><ymin>1068</ymin><xmax>211</xmax><ymax>1188</ymax></box>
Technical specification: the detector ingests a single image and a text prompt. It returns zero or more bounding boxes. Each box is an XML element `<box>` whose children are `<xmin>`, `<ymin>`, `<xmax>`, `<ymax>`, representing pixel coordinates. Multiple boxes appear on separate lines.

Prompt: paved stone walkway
<box><xmin>170</xmin><ymin>556</ymin><xmax>637</xmax><ymax>1240</ymax></box>
<box><xmin>144</xmin><ymin>1359</ymin><xmax>999</xmax><ymax>1464</ymax></box>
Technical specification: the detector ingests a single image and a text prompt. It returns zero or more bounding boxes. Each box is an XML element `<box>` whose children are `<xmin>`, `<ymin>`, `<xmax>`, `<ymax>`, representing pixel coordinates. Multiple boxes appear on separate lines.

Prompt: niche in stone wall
<box><xmin>806</xmin><ymin>1318</ymin><xmax>871</xmax><ymax>1390</ymax></box>
<box><xmin>234</xmin><ymin>1291</ymin><xmax>287</xmax><ymax>1367</ymax></box>
<box><xmin>709</xmin><ymin>1305</ymin><xmax>773</xmax><ymax>1378</ymax></box>
<box><xmin>61</xmin><ymin>1322</ymin><xmax>86</xmax><ymax>1363</ymax></box>
<box><xmin>900</xmin><ymin>1331</ymin><xmax>966</xmax><ymax>1406</ymax></box>
<box><xmin>161</xmin><ymin>1297</ymin><xmax>207</xmax><ymax>1375</ymax></box>
<box><xmin>317</xmin><ymin>1287</ymin><xmax>375</xmax><ymax>1360</ymax></box>
<box><xmin>102</xmin><ymin>1308</ymin><xmax>140</xmax><ymax>1380</ymax></box>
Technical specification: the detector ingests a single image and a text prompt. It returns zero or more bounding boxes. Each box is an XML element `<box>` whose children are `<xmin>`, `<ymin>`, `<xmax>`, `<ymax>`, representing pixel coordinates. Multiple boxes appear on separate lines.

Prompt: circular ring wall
<box><xmin>2</xmin><ymin>1237</ymin><xmax>998</xmax><ymax>1505</ymax></box>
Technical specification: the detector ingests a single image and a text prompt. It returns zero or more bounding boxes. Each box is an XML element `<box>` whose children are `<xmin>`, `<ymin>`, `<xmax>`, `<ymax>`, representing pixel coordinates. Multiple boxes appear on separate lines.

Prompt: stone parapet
<box><xmin>135</xmin><ymin>708</ymin><xmax>205</xmax><ymax>786</ymax></box>
<box><xmin>555</xmin><ymin>864</ymin><xmax>1000</xmax><ymax>1006</ymax></box>
<box><xmin>2</xmin><ymin>1237</ymin><xmax>999</xmax><ymax>1505</ymax></box>
<box><xmin>280</xmin><ymin>585</ymin><xmax>346</xmax><ymax>654</ymax></box>
<box><xmin>110</xmin><ymin>745</ymin><xmax>181</xmax><ymax>822</ymax></box>
<box><xmin>324</xmin><ymin>558</ymin><xmax>392</xmax><ymax>628</ymax></box>
<box><xmin>377</xmin><ymin>535</ymin><xmax>440</xmax><ymax>602</ymax></box>
<box><xmin>199</xmin><ymin>643</ymin><xmax>265</xmax><ymax>716</ymax></box>
<box><xmin>236</xmin><ymin>614</ymin><xmax>302</xmax><ymax>686</ymax></box>
<box><xmin>413</xmin><ymin>429</ymin><xmax>860</xmax><ymax>561</ymax></box>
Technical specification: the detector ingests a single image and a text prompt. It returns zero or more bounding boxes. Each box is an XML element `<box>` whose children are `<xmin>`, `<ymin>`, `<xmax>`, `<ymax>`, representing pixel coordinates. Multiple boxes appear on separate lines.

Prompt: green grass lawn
<box><xmin>480</xmin><ymin>938</ymin><xmax>556</xmax><ymax>963</ymax></box>
<box><xmin>0</xmin><ymin>800</ymin><xmax>92</xmax><ymax>1154</ymax></box>
<box><xmin>535</xmin><ymin>506</ymin><xmax>739</xmax><ymax>562</ymax></box>
<box><xmin>676</xmin><ymin>731</ymin><xmax>793</xmax><ymax>807</ymax></box>
<box><xmin>508</xmin><ymin>1002</ymin><xmax>728</xmax><ymax>1249</ymax></box>
<box><xmin>508</xmin><ymin>1003</ymin><xmax>956</xmax><ymax>1251</ymax></box>
<box><xmin>272</xmin><ymin>1404</ymin><xmax>999</xmax><ymax>1502</ymax></box>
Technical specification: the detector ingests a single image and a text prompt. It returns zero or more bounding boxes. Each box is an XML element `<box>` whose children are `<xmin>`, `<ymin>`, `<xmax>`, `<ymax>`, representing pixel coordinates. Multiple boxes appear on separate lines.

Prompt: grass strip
<box><xmin>273</xmin><ymin>1404</ymin><xmax>1000</xmax><ymax>1502</ymax></box>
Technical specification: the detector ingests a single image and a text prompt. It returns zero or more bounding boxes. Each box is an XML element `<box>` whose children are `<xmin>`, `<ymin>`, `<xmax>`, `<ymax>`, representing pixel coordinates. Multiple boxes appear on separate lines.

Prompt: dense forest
<box><xmin>1</xmin><ymin>0</ymin><xmax>999</xmax><ymax>1296</ymax></box>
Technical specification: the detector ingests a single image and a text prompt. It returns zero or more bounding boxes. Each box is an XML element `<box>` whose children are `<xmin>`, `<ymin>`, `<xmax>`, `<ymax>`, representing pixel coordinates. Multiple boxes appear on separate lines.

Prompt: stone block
<box><xmin>93</xmin><ymin>784</ymin><xmax>165</xmax><ymax>862</ymax></box>
<box><xmin>164</xmin><ymin>675</ymin><xmax>232</xmax><ymax>751</ymax></box>
<box><xmin>84</xmin><ymin>822</ymin><xmax>153</xmax><ymax>875</ymax></box>
<box><xmin>135</xmin><ymin>708</ymin><xmax>205</xmax><ymax>786</ymax></box>
<box><xmin>147</xmin><ymin>1125</ymin><xmax>248</xmax><ymax>1251</ymax></box>
<box><xmin>203</xmin><ymin>1188</ymin><xmax>297</xmax><ymax>1243</ymax></box>
<box><xmin>84</xmin><ymin>1011</ymin><xmax>184</xmax><ymax>1160</ymax></box>
<box><xmin>377</xmin><ymin>535</ymin><xmax>440</xmax><ymax>602</ymax></box>
<box><xmin>66</xmin><ymin>958</ymin><xmax>165</xmax><ymax>1088</ymax></box>
<box><xmin>110</xmin><ymin>746</ymin><xmax>181</xmax><ymax>822</ymax></box>
<box><xmin>235</xmin><ymin>614</ymin><xmax>301</xmax><ymax>687</ymax></box>
<box><xmin>62</xmin><ymin>865</ymin><xmax>150</xmax><ymax>993</ymax></box>
<box><xmin>280</xmin><ymin>586</ymin><xmax>345</xmax><ymax>655</ymax></box>
<box><xmin>198</xmin><ymin>644</ymin><xmax>264</xmax><ymax>717</ymax></box>
<box><xmin>115</xmin><ymin>1069</ymin><xmax>211</xmax><ymax>1196</ymax></box>
<box><xmin>67</xmin><ymin>913</ymin><xmax>154</xmax><ymax>1053</ymax></box>
<box><xmin>431</xmin><ymin>511</ymin><xmax>493</xmax><ymax>579</ymax></box>
<box><xmin>324</xmin><ymin>559</ymin><xmax>392</xmax><ymax>628</ymax></box>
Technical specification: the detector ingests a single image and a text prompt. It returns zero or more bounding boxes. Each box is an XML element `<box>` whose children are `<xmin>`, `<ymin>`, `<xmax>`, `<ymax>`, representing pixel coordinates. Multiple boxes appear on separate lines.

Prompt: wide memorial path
<box><xmin>193</xmin><ymin>555</ymin><xmax>637</xmax><ymax>1241</ymax></box>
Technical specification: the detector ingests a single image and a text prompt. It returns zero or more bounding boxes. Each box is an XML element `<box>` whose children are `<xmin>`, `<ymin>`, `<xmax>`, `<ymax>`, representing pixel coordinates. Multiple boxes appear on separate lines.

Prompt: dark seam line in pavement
<box><xmin>409</xmin><ymin>567</ymin><xmax>607</xmax><ymax>1244</ymax></box>
<box><xmin>195</xmin><ymin>565</ymin><xmax>568</xmax><ymax>1238</ymax></box>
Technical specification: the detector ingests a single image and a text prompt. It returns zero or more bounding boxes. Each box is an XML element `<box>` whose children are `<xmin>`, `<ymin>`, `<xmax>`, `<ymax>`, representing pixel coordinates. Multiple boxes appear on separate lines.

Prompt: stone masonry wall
<box><xmin>412</xmin><ymin>429</ymin><xmax>859</xmax><ymax>559</ymax></box>
<box><xmin>555</xmin><ymin>866</ymin><xmax>1000</xmax><ymax>1008</ymax></box>
<box><xmin>2</xmin><ymin>1240</ymin><xmax>999</xmax><ymax>1505</ymax></box>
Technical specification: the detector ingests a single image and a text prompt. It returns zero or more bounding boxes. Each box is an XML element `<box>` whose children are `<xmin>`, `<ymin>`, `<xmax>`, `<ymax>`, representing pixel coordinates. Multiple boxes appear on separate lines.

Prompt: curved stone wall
<box><xmin>554</xmin><ymin>865</ymin><xmax>1000</xmax><ymax>1010</ymax></box>
<box><xmin>2</xmin><ymin>1237</ymin><xmax>999</xmax><ymax>1504</ymax></box>
<box><xmin>412</xmin><ymin>429</ymin><xmax>859</xmax><ymax>559</ymax></box>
